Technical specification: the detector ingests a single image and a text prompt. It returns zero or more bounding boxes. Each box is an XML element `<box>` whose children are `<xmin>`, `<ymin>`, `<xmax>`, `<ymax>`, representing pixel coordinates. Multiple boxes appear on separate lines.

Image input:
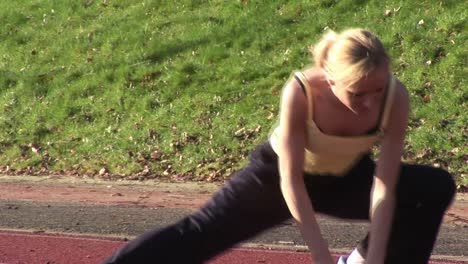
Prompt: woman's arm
<box><xmin>277</xmin><ymin>79</ymin><xmax>334</xmax><ymax>264</ymax></box>
<box><xmin>366</xmin><ymin>81</ymin><xmax>410</xmax><ymax>263</ymax></box>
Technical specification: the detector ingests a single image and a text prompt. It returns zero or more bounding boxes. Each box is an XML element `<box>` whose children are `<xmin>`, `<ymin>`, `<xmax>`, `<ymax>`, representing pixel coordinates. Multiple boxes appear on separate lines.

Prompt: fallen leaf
<box><xmin>423</xmin><ymin>95</ymin><xmax>431</xmax><ymax>103</ymax></box>
<box><xmin>150</xmin><ymin>151</ymin><xmax>162</xmax><ymax>161</ymax></box>
<box><xmin>267</xmin><ymin>112</ymin><xmax>275</xmax><ymax>120</ymax></box>
<box><xmin>234</xmin><ymin>127</ymin><xmax>245</xmax><ymax>136</ymax></box>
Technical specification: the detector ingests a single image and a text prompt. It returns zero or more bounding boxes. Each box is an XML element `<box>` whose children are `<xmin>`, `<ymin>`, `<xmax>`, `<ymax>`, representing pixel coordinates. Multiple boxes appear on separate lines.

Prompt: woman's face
<box><xmin>329</xmin><ymin>65</ymin><xmax>390</xmax><ymax>115</ymax></box>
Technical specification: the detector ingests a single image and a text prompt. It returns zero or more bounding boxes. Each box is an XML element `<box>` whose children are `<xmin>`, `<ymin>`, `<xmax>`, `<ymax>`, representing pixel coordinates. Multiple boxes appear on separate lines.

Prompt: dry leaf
<box><xmin>267</xmin><ymin>112</ymin><xmax>275</xmax><ymax>120</ymax></box>
<box><xmin>150</xmin><ymin>151</ymin><xmax>162</xmax><ymax>161</ymax></box>
<box><xmin>423</xmin><ymin>95</ymin><xmax>431</xmax><ymax>103</ymax></box>
<box><xmin>234</xmin><ymin>127</ymin><xmax>245</xmax><ymax>136</ymax></box>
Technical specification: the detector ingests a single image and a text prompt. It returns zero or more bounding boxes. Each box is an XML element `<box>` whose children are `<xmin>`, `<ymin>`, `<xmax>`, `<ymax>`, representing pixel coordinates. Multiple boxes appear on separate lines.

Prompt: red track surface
<box><xmin>0</xmin><ymin>231</ymin><xmax>464</xmax><ymax>264</ymax></box>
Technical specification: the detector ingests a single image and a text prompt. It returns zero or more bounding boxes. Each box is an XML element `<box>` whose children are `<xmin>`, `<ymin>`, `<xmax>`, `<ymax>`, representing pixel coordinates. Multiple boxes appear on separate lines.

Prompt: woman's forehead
<box><xmin>348</xmin><ymin>67</ymin><xmax>389</xmax><ymax>93</ymax></box>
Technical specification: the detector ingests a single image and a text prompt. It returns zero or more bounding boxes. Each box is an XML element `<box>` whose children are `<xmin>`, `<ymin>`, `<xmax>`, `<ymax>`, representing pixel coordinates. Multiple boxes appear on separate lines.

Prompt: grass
<box><xmin>0</xmin><ymin>0</ymin><xmax>466</xmax><ymax>187</ymax></box>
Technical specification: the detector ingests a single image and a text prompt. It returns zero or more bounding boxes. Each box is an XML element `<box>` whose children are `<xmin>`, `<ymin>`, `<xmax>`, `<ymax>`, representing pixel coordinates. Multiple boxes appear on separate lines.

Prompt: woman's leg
<box><xmin>303</xmin><ymin>157</ymin><xmax>456</xmax><ymax>263</ymax></box>
<box><xmin>356</xmin><ymin>164</ymin><xmax>456</xmax><ymax>264</ymax></box>
<box><xmin>101</xmin><ymin>143</ymin><xmax>292</xmax><ymax>264</ymax></box>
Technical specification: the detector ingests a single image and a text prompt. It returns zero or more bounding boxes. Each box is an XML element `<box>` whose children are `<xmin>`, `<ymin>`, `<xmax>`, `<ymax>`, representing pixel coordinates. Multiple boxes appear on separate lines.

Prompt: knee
<box><xmin>399</xmin><ymin>165</ymin><xmax>456</xmax><ymax>210</ymax></box>
<box><xmin>427</xmin><ymin>168</ymin><xmax>456</xmax><ymax>210</ymax></box>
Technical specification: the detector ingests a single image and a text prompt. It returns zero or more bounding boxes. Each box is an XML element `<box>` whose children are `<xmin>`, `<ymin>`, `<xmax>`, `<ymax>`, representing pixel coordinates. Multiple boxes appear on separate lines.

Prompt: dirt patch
<box><xmin>0</xmin><ymin>175</ymin><xmax>466</xmax><ymax>225</ymax></box>
<box><xmin>0</xmin><ymin>175</ymin><xmax>219</xmax><ymax>209</ymax></box>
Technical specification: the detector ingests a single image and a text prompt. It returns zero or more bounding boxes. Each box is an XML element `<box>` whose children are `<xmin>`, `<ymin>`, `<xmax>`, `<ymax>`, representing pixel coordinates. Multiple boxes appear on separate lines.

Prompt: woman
<box><xmin>102</xmin><ymin>28</ymin><xmax>456</xmax><ymax>264</ymax></box>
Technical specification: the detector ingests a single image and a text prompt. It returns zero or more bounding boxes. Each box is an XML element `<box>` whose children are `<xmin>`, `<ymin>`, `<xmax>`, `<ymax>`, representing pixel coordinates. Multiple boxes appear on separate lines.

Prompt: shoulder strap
<box><xmin>293</xmin><ymin>71</ymin><xmax>314</xmax><ymax>122</ymax></box>
<box><xmin>379</xmin><ymin>75</ymin><xmax>396</xmax><ymax>133</ymax></box>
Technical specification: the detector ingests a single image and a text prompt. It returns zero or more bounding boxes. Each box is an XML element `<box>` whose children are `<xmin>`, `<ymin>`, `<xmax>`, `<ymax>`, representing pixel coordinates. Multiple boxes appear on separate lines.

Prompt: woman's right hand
<box><xmin>276</xmin><ymin>78</ymin><xmax>335</xmax><ymax>264</ymax></box>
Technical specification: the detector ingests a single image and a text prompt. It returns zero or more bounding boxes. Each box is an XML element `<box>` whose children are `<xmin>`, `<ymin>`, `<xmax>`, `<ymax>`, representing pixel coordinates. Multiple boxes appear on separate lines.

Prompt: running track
<box><xmin>0</xmin><ymin>231</ymin><xmax>464</xmax><ymax>264</ymax></box>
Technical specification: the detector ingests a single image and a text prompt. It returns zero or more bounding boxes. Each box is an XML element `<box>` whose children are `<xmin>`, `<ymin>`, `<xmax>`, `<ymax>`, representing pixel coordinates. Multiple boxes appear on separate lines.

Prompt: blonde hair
<box><xmin>311</xmin><ymin>28</ymin><xmax>389</xmax><ymax>87</ymax></box>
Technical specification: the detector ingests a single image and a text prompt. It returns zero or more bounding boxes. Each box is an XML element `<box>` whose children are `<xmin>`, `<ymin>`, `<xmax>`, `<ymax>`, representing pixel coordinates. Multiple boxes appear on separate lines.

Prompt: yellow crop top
<box><xmin>269</xmin><ymin>71</ymin><xmax>396</xmax><ymax>176</ymax></box>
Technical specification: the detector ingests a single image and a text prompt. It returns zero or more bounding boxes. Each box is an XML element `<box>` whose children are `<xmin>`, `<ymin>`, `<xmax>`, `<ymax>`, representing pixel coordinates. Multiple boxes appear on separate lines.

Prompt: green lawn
<box><xmin>0</xmin><ymin>0</ymin><xmax>466</xmax><ymax>187</ymax></box>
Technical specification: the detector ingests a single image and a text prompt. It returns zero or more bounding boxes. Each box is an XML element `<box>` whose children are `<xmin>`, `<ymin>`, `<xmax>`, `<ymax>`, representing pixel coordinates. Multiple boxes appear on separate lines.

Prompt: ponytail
<box><xmin>310</xmin><ymin>30</ymin><xmax>337</xmax><ymax>69</ymax></box>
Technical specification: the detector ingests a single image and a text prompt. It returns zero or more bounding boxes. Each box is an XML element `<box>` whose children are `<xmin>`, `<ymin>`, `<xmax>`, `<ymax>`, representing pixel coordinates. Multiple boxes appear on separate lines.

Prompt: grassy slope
<box><xmin>0</xmin><ymin>0</ymin><xmax>466</xmax><ymax>186</ymax></box>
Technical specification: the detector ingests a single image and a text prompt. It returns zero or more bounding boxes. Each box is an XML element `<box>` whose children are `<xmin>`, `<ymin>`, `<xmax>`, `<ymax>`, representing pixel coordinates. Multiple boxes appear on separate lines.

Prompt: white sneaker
<box><xmin>337</xmin><ymin>256</ymin><xmax>348</xmax><ymax>264</ymax></box>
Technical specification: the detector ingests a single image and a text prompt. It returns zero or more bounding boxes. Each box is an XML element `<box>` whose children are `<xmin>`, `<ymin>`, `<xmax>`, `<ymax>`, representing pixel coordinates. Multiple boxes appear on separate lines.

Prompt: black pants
<box><xmin>102</xmin><ymin>142</ymin><xmax>456</xmax><ymax>264</ymax></box>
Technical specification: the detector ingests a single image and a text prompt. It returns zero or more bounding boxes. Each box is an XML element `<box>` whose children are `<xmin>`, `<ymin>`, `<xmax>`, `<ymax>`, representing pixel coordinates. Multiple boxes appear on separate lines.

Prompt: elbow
<box><xmin>279</xmin><ymin>172</ymin><xmax>305</xmax><ymax>198</ymax></box>
<box><xmin>372</xmin><ymin>176</ymin><xmax>397</xmax><ymax>198</ymax></box>
<box><xmin>280</xmin><ymin>172</ymin><xmax>303</xmax><ymax>189</ymax></box>
<box><xmin>279</xmin><ymin>177</ymin><xmax>293</xmax><ymax>195</ymax></box>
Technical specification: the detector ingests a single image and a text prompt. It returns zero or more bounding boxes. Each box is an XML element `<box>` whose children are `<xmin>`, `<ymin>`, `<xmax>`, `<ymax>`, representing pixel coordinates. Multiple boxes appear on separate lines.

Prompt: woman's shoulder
<box><xmin>281</xmin><ymin>67</ymin><xmax>328</xmax><ymax>102</ymax></box>
<box><xmin>300</xmin><ymin>67</ymin><xmax>324</xmax><ymax>82</ymax></box>
<box><xmin>392</xmin><ymin>76</ymin><xmax>409</xmax><ymax>105</ymax></box>
<box><xmin>297</xmin><ymin>67</ymin><xmax>329</xmax><ymax>94</ymax></box>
